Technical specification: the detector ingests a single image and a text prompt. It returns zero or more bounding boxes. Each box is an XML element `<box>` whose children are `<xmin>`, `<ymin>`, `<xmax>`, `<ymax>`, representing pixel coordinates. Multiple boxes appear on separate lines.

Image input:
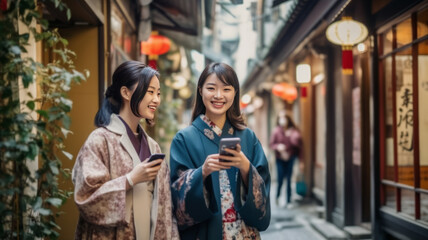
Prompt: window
<box><xmin>379</xmin><ymin>6</ymin><xmax>428</xmax><ymax>224</ymax></box>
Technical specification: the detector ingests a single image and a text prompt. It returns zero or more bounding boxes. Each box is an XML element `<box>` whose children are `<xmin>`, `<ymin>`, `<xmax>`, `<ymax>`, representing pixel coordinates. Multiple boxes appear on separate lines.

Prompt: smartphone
<box><xmin>147</xmin><ymin>153</ymin><xmax>165</xmax><ymax>165</ymax></box>
<box><xmin>219</xmin><ymin>137</ymin><xmax>240</xmax><ymax>161</ymax></box>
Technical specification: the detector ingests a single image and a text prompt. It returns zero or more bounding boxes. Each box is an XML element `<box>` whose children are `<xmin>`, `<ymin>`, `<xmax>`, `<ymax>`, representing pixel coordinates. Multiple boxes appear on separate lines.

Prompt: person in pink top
<box><xmin>269</xmin><ymin>111</ymin><xmax>303</xmax><ymax>207</ymax></box>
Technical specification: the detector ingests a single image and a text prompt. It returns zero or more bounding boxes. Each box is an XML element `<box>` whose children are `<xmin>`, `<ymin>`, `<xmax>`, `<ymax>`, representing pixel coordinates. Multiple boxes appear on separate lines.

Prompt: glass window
<box><xmin>419</xmin><ymin>39</ymin><xmax>428</xmax><ymax>190</ymax></box>
<box><xmin>384</xmin><ymin>56</ymin><xmax>394</xmax><ymax>181</ymax></box>
<box><xmin>111</xmin><ymin>7</ymin><xmax>124</xmax><ymax>48</ymax></box>
<box><xmin>123</xmin><ymin>27</ymin><xmax>135</xmax><ymax>58</ymax></box>
<box><xmin>396</xmin><ymin>18</ymin><xmax>413</xmax><ymax>47</ymax></box>
<box><xmin>383</xmin><ymin>30</ymin><xmax>393</xmax><ymax>54</ymax></box>
<box><xmin>417</xmin><ymin>8</ymin><xmax>428</xmax><ymax>39</ymax></box>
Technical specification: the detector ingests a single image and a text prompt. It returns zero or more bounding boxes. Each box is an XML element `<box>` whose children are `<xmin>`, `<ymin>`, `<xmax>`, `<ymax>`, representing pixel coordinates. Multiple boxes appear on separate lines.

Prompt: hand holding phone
<box><xmin>147</xmin><ymin>153</ymin><xmax>165</xmax><ymax>166</ymax></box>
<box><xmin>219</xmin><ymin>137</ymin><xmax>240</xmax><ymax>161</ymax></box>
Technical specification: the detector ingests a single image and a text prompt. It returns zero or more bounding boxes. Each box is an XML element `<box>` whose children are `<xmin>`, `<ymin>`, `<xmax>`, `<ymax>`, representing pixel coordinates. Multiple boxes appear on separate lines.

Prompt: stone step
<box><xmin>309</xmin><ymin>218</ymin><xmax>348</xmax><ymax>240</ymax></box>
<box><xmin>343</xmin><ymin>226</ymin><xmax>372</xmax><ymax>239</ymax></box>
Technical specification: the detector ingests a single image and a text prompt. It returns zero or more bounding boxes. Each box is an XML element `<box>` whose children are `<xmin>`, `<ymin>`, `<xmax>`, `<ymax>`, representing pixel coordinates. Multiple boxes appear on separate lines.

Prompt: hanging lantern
<box><xmin>140</xmin><ymin>32</ymin><xmax>171</xmax><ymax>69</ymax></box>
<box><xmin>272</xmin><ymin>82</ymin><xmax>298</xmax><ymax>103</ymax></box>
<box><xmin>140</xmin><ymin>32</ymin><xmax>171</xmax><ymax>55</ymax></box>
<box><xmin>240</xmin><ymin>100</ymin><xmax>248</xmax><ymax>109</ymax></box>
<box><xmin>326</xmin><ymin>16</ymin><xmax>368</xmax><ymax>75</ymax></box>
<box><xmin>240</xmin><ymin>94</ymin><xmax>252</xmax><ymax>109</ymax></box>
<box><xmin>296</xmin><ymin>64</ymin><xmax>311</xmax><ymax>84</ymax></box>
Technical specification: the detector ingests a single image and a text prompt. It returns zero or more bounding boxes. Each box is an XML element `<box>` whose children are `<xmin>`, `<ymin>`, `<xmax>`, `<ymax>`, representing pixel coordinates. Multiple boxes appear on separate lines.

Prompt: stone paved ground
<box><xmin>260</xmin><ymin>182</ymin><xmax>326</xmax><ymax>240</ymax></box>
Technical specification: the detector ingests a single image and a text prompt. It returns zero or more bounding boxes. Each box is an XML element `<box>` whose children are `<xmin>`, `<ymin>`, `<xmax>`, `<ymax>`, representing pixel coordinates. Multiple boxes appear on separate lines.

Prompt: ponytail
<box><xmin>94</xmin><ymin>97</ymin><xmax>120</xmax><ymax>127</ymax></box>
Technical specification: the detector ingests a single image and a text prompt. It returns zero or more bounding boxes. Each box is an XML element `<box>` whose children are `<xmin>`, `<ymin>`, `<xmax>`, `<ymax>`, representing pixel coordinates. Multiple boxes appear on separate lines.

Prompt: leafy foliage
<box><xmin>149</xmin><ymin>53</ymin><xmax>184</xmax><ymax>156</ymax></box>
<box><xmin>0</xmin><ymin>0</ymin><xmax>87</xmax><ymax>238</ymax></box>
<box><xmin>154</xmin><ymin>80</ymin><xmax>182</xmax><ymax>154</ymax></box>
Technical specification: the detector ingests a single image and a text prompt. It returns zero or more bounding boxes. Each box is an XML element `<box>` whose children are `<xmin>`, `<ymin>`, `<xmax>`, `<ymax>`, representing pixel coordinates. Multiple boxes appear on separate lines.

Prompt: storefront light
<box><xmin>313</xmin><ymin>73</ymin><xmax>325</xmax><ymax>84</ymax></box>
<box><xmin>240</xmin><ymin>94</ymin><xmax>251</xmax><ymax>109</ymax></box>
<box><xmin>326</xmin><ymin>16</ymin><xmax>368</xmax><ymax>75</ymax></box>
<box><xmin>296</xmin><ymin>64</ymin><xmax>311</xmax><ymax>84</ymax></box>
<box><xmin>357</xmin><ymin>43</ymin><xmax>366</xmax><ymax>53</ymax></box>
<box><xmin>253</xmin><ymin>96</ymin><xmax>264</xmax><ymax>109</ymax></box>
<box><xmin>241</xmin><ymin>94</ymin><xmax>252</xmax><ymax>105</ymax></box>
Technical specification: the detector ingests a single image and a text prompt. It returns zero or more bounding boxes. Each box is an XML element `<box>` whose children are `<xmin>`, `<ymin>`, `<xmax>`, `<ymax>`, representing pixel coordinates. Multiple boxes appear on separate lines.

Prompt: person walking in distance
<box><xmin>270</xmin><ymin>111</ymin><xmax>303</xmax><ymax>208</ymax></box>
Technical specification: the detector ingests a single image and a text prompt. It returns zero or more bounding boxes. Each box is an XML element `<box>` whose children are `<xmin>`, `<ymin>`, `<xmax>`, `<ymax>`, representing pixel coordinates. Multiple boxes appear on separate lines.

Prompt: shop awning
<box><xmin>242</xmin><ymin>0</ymin><xmax>349</xmax><ymax>92</ymax></box>
<box><xmin>149</xmin><ymin>0</ymin><xmax>216</xmax><ymax>52</ymax></box>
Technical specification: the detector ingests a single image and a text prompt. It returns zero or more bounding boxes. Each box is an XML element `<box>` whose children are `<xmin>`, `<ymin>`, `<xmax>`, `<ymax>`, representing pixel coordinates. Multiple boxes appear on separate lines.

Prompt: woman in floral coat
<box><xmin>72</xmin><ymin>61</ymin><xmax>178</xmax><ymax>240</ymax></box>
<box><xmin>170</xmin><ymin>62</ymin><xmax>271</xmax><ymax>239</ymax></box>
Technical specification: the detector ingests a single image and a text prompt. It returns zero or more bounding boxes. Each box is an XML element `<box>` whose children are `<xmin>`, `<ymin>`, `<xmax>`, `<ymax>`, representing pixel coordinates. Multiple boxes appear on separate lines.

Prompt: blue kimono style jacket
<box><xmin>170</xmin><ymin>116</ymin><xmax>271</xmax><ymax>239</ymax></box>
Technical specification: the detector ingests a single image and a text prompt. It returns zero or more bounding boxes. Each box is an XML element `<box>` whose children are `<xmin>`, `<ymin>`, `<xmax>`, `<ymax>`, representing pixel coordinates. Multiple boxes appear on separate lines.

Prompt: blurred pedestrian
<box><xmin>169</xmin><ymin>62</ymin><xmax>271</xmax><ymax>239</ymax></box>
<box><xmin>269</xmin><ymin>111</ymin><xmax>303</xmax><ymax>208</ymax></box>
<box><xmin>72</xmin><ymin>61</ymin><xmax>178</xmax><ymax>239</ymax></box>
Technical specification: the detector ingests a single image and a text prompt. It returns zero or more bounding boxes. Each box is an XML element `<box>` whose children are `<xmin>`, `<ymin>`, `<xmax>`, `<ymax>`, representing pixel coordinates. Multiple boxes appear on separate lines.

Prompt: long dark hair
<box><xmin>94</xmin><ymin>61</ymin><xmax>159</xmax><ymax>127</ymax></box>
<box><xmin>191</xmin><ymin>62</ymin><xmax>246</xmax><ymax>130</ymax></box>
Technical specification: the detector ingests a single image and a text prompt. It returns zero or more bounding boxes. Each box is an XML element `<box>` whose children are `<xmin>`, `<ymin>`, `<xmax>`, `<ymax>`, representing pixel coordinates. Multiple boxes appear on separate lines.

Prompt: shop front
<box><xmin>374</xmin><ymin>1</ymin><xmax>428</xmax><ymax>238</ymax></box>
<box><xmin>242</xmin><ymin>0</ymin><xmax>428</xmax><ymax>239</ymax></box>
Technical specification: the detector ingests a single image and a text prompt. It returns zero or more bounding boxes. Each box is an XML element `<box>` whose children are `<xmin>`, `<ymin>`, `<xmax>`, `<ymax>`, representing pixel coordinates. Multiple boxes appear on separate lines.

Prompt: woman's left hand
<box><xmin>218</xmin><ymin>144</ymin><xmax>249</xmax><ymax>170</ymax></box>
<box><xmin>218</xmin><ymin>144</ymin><xmax>251</xmax><ymax>186</ymax></box>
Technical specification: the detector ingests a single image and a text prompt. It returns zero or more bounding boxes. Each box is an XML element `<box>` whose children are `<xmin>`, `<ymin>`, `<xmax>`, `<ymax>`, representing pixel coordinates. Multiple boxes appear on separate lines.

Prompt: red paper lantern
<box><xmin>240</xmin><ymin>100</ymin><xmax>248</xmax><ymax>109</ymax></box>
<box><xmin>140</xmin><ymin>34</ymin><xmax>171</xmax><ymax>56</ymax></box>
<box><xmin>272</xmin><ymin>82</ymin><xmax>298</xmax><ymax>103</ymax></box>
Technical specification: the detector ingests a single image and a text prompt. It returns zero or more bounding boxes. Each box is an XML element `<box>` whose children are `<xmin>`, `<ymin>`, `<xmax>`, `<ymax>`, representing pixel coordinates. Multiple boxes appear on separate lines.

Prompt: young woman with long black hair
<box><xmin>72</xmin><ymin>61</ymin><xmax>178</xmax><ymax>240</ymax></box>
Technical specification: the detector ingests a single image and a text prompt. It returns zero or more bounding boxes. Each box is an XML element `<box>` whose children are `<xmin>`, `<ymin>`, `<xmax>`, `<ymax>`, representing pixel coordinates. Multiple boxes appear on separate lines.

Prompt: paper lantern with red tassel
<box><xmin>326</xmin><ymin>16</ymin><xmax>368</xmax><ymax>75</ymax></box>
<box><xmin>140</xmin><ymin>32</ymin><xmax>171</xmax><ymax>69</ymax></box>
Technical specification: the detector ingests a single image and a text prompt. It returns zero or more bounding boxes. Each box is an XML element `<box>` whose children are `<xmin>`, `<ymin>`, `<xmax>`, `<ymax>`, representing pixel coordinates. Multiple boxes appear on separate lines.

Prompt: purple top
<box><xmin>118</xmin><ymin>116</ymin><xmax>151</xmax><ymax>162</ymax></box>
<box><xmin>269</xmin><ymin>126</ymin><xmax>302</xmax><ymax>160</ymax></box>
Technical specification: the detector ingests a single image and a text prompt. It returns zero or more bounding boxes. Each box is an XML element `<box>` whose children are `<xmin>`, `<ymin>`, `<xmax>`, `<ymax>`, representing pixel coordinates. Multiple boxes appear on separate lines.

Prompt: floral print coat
<box><xmin>72</xmin><ymin>114</ymin><xmax>179</xmax><ymax>240</ymax></box>
<box><xmin>170</xmin><ymin>116</ymin><xmax>271</xmax><ymax>240</ymax></box>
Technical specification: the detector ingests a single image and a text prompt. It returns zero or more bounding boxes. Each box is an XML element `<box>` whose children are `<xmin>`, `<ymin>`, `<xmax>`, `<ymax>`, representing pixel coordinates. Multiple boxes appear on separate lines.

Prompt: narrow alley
<box><xmin>2</xmin><ymin>0</ymin><xmax>428</xmax><ymax>239</ymax></box>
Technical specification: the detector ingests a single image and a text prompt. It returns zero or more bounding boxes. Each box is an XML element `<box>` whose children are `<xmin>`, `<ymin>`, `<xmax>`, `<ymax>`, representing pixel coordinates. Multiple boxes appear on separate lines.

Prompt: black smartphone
<box><xmin>147</xmin><ymin>153</ymin><xmax>165</xmax><ymax>165</ymax></box>
<box><xmin>219</xmin><ymin>137</ymin><xmax>240</xmax><ymax>161</ymax></box>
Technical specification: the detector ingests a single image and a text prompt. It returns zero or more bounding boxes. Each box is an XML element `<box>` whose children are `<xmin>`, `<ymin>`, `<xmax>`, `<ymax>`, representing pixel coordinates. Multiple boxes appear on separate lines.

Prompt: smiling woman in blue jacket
<box><xmin>170</xmin><ymin>62</ymin><xmax>271</xmax><ymax>240</ymax></box>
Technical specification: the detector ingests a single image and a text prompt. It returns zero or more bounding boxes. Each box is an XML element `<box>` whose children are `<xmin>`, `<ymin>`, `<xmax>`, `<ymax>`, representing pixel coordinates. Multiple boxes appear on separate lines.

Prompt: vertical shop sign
<box><xmin>396</xmin><ymin>67</ymin><xmax>414</xmax><ymax>185</ymax></box>
<box><xmin>397</xmin><ymin>69</ymin><xmax>413</xmax><ymax>157</ymax></box>
<box><xmin>397</xmin><ymin>87</ymin><xmax>413</xmax><ymax>152</ymax></box>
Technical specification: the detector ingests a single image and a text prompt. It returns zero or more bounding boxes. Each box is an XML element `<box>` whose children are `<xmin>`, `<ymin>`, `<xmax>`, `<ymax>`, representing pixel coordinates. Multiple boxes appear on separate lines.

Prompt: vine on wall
<box><xmin>0</xmin><ymin>0</ymin><xmax>87</xmax><ymax>238</ymax></box>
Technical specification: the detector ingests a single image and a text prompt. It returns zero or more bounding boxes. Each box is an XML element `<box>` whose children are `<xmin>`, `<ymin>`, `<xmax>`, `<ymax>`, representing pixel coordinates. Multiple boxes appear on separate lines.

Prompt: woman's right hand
<box><xmin>202</xmin><ymin>154</ymin><xmax>230</xmax><ymax>180</ymax></box>
<box><xmin>129</xmin><ymin>159</ymin><xmax>163</xmax><ymax>185</ymax></box>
